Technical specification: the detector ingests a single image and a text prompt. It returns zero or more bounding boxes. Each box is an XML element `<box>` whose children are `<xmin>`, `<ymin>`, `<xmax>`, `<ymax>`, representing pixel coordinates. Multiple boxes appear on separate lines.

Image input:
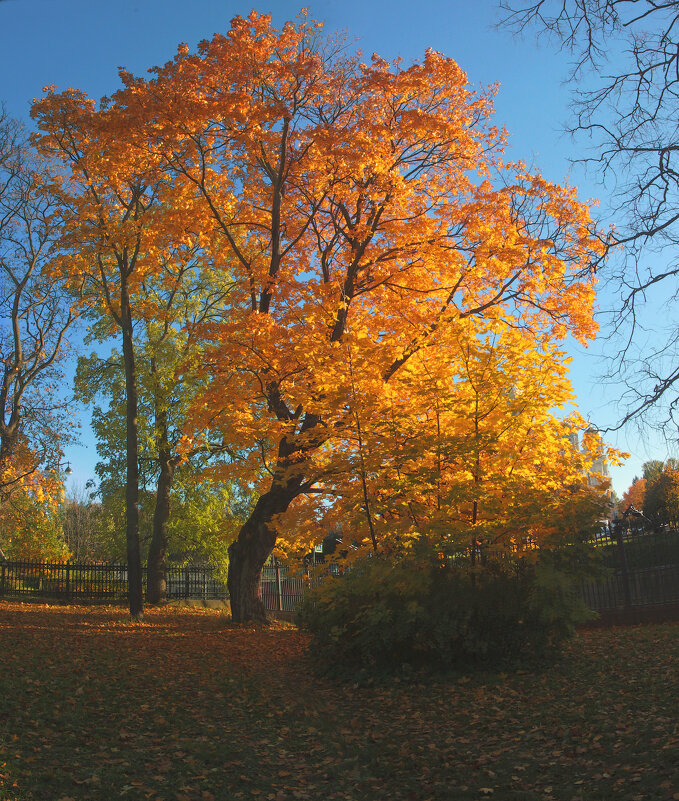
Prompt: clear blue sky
<box><xmin>1</xmin><ymin>0</ymin><xmax>671</xmax><ymax>495</ymax></box>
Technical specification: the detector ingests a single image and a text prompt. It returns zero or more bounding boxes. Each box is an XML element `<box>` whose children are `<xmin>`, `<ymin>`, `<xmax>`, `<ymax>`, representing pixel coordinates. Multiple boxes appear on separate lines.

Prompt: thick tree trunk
<box><xmin>227</xmin><ymin>535</ymin><xmax>273</xmax><ymax>624</ymax></box>
<box><xmin>227</xmin><ymin>482</ymin><xmax>300</xmax><ymax>623</ymax></box>
<box><xmin>228</xmin><ymin>407</ymin><xmax>325</xmax><ymax>623</ymax></box>
<box><xmin>0</xmin><ymin>427</ymin><xmax>18</xmax><ymax>477</ymax></box>
<box><xmin>120</xmin><ymin>278</ymin><xmax>144</xmax><ymax>620</ymax></box>
<box><xmin>147</xmin><ymin>451</ymin><xmax>174</xmax><ymax>604</ymax></box>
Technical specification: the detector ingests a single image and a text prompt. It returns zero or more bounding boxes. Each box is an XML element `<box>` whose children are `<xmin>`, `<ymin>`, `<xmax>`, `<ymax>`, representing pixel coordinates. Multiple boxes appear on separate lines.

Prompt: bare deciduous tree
<box><xmin>0</xmin><ymin>103</ymin><xmax>79</xmax><ymax>496</ymax></box>
<box><xmin>501</xmin><ymin>1</ymin><xmax>679</xmax><ymax>432</ymax></box>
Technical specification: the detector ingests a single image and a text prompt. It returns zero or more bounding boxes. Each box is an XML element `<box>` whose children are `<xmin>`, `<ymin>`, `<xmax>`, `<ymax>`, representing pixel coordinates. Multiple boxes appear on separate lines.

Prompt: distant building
<box><xmin>566</xmin><ymin>431</ymin><xmax>579</xmax><ymax>451</ymax></box>
<box><xmin>565</xmin><ymin>428</ymin><xmax>610</xmax><ymax>486</ymax></box>
<box><xmin>581</xmin><ymin>427</ymin><xmax>610</xmax><ymax>487</ymax></box>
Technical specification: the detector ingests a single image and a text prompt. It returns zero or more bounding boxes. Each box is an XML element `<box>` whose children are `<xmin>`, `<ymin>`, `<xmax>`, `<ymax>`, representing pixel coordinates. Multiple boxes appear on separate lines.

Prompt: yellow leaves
<box><xmin>310</xmin><ymin>329</ymin><xmax>617</xmax><ymax>556</ymax></box>
<box><xmin>27</xmin><ymin>11</ymin><xmax>609</xmax><ymax>562</ymax></box>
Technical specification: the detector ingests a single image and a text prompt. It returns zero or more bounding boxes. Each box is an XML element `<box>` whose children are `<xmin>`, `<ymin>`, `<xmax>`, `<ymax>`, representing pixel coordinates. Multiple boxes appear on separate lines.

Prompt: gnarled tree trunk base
<box><xmin>227</xmin><ymin>538</ymin><xmax>271</xmax><ymax>623</ymax></box>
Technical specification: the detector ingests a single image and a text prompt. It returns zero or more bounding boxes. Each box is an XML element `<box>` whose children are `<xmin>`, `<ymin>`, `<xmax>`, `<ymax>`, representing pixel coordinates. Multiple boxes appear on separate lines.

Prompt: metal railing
<box><xmin>4</xmin><ymin>527</ymin><xmax>677</xmax><ymax>615</ymax></box>
<box><xmin>0</xmin><ymin>560</ymin><xmax>229</xmax><ymax>602</ymax></box>
<box><xmin>0</xmin><ymin>558</ymin><xmax>315</xmax><ymax>612</ymax></box>
<box><xmin>581</xmin><ymin>526</ymin><xmax>679</xmax><ymax>611</ymax></box>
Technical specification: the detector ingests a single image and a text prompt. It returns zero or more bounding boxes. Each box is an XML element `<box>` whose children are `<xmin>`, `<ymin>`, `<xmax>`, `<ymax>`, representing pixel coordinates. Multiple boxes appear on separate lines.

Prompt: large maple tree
<box><xmin>34</xmin><ymin>12</ymin><xmax>606</xmax><ymax>621</ymax></box>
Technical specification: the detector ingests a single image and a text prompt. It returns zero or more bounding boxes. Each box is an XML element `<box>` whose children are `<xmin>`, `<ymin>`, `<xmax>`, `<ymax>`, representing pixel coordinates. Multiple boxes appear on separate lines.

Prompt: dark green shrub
<box><xmin>297</xmin><ymin>547</ymin><xmax>595</xmax><ymax>674</ymax></box>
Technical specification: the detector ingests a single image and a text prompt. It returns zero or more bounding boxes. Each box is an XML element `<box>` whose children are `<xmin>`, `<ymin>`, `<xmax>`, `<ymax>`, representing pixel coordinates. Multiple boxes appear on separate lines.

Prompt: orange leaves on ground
<box><xmin>1</xmin><ymin>603</ymin><xmax>679</xmax><ymax>801</ymax></box>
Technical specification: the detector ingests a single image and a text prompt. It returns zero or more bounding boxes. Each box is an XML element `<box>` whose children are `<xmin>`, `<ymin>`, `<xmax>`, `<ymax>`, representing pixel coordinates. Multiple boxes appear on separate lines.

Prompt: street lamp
<box><xmin>49</xmin><ymin>460</ymin><xmax>73</xmax><ymax>476</ymax></box>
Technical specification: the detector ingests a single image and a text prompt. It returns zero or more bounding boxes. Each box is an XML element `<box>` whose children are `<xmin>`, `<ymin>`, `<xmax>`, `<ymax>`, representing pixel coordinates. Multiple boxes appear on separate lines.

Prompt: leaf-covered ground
<box><xmin>0</xmin><ymin>602</ymin><xmax>677</xmax><ymax>801</ymax></box>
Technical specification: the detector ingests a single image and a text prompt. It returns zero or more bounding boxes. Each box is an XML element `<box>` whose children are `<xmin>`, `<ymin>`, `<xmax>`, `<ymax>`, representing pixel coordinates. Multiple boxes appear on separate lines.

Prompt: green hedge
<box><xmin>297</xmin><ymin>547</ymin><xmax>596</xmax><ymax>675</ymax></box>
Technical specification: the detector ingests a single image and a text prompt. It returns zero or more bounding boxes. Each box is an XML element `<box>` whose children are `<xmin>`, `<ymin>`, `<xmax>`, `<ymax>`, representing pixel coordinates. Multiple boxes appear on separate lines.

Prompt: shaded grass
<box><xmin>0</xmin><ymin>601</ymin><xmax>678</xmax><ymax>801</ymax></box>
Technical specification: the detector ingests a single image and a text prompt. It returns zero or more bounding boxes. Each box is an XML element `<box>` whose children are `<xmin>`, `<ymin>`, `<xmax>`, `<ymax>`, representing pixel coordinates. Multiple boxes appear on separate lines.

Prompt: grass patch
<box><xmin>0</xmin><ymin>601</ymin><xmax>678</xmax><ymax>801</ymax></box>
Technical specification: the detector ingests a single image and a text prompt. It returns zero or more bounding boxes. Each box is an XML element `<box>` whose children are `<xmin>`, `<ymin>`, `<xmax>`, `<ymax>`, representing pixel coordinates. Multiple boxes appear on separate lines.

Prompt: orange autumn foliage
<box><xmin>0</xmin><ymin>437</ymin><xmax>68</xmax><ymax>560</ymax></box>
<box><xmin>273</xmin><ymin>331</ymin><xmax>619</xmax><ymax>562</ymax></box>
<box><xmin>32</xmin><ymin>12</ymin><xmax>613</xmax><ymax>620</ymax></box>
<box><xmin>619</xmin><ymin>477</ymin><xmax>647</xmax><ymax>515</ymax></box>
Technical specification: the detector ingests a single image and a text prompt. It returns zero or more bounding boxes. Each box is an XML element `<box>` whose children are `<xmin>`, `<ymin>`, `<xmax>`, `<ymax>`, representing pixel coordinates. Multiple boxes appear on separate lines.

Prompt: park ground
<box><xmin>0</xmin><ymin>602</ymin><xmax>677</xmax><ymax>801</ymax></box>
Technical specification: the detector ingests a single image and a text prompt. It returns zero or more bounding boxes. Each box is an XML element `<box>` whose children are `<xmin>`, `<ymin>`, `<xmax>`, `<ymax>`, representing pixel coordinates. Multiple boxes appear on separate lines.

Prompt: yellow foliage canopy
<box><xmin>31</xmin><ymin>11</ymin><xmax>617</xmax><ymax>617</ymax></box>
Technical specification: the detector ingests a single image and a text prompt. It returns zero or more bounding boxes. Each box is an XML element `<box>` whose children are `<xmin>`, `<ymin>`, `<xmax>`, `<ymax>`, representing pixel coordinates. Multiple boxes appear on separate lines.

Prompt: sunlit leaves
<box><xmin>29</xmin><ymin>12</ymin><xmax>610</xmax><ymax>617</ymax></box>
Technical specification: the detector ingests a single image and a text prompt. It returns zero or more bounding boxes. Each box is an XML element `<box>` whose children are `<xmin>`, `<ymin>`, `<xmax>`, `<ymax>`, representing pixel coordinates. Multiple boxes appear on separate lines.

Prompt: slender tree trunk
<box><xmin>147</xmin><ymin>449</ymin><xmax>174</xmax><ymax>604</ymax></box>
<box><xmin>347</xmin><ymin>348</ymin><xmax>378</xmax><ymax>553</ymax></box>
<box><xmin>147</xmin><ymin>392</ymin><xmax>175</xmax><ymax>604</ymax></box>
<box><xmin>120</xmin><ymin>277</ymin><xmax>144</xmax><ymax>619</ymax></box>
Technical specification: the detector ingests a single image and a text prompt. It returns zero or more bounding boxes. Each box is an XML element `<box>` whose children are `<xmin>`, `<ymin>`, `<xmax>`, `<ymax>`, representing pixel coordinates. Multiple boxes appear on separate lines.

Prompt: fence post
<box><xmin>185</xmin><ymin>566</ymin><xmax>190</xmax><ymax>599</ymax></box>
<box><xmin>614</xmin><ymin>525</ymin><xmax>633</xmax><ymax>610</ymax></box>
<box><xmin>0</xmin><ymin>560</ymin><xmax>4</xmax><ymax>597</ymax></box>
<box><xmin>66</xmin><ymin>561</ymin><xmax>71</xmax><ymax>600</ymax></box>
<box><xmin>275</xmin><ymin>557</ymin><xmax>283</xmax><ymax>612</ymax></box>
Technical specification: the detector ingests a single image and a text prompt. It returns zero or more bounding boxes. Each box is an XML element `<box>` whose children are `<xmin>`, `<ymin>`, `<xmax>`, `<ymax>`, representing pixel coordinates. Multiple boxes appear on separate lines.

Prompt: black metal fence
<box><xmin>0</xmin><ymin>558</ymin><xmax>315</xmax><ymax>612</ymax></box>
<box><xmin>3</xmin><ymin>527</ymin><xmax>678</xmax><ymax>615</ymax></box>
<box><xmin>261</xmin><ymin>560</ymin><xmax>307</xmax><ymax>612</ymax></box>
<box><xmin>581</xmin><ymin>526</ymin><xmax>679</xmax><ymax>611</ymax></box>
<box><xmin>0</xmin><ymin>561</ymin><xmax>229</xmax><ymax>602</ymax></box>
<box><xmin>166</xmin><ymin>566</ymin><xmax>229</xmax><ymax>601</ymax></box>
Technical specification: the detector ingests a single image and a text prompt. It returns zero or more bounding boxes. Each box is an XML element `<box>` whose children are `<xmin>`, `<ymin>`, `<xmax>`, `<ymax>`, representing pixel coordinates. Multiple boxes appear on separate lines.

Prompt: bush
<box><xmin>297</xmin><ymin>548</ymin><xmax>595</xmax><ymax>675</ymax></box>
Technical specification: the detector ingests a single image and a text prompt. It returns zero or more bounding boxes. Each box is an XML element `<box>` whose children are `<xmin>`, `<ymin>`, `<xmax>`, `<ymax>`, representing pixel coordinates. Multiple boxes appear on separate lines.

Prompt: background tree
<box><xmin>31</xmin><ymin>91</ymin><xmax>187</xmax><ymax>617</ymax></box>
<box><xmin>618</xmin><ymin>476</ymin><xmax>647</xmax><ymax>516</ymax></box>
<box><xmin>500</xmin><ymin>0</ymin><xmax>679</xmax><ymax>432</ymax></box>
<box><xmin>0</xmin><ymin>487</ymin><xmax>68</xmax><ymax>561</ymax></box>
<box><xmin>640</xmin><ymin>458</ymin><xmax>679</xmax><ymax>521</ymax></box>
<box><xmin>75</xmin><ymin>345</ymin><xmax>240</xmax><ymax>592</ymax></box>
<box><xmin>58</xmin><ymin>479</ymin><xmax>125</xmax><ymax>563</ymax></box>
<box><xmin>0</xmin><ymin>103</ymin><xmax>78</xmax><ymax>503</ymax></box>
<box><xmin>75</xmin><ymin>246</ymin><xmax>237</xmax><ymax>601</ymax></box>
<box><xmin>642</xmin><ymin>458</ymin><xmax>679</xmax><ymax>484</ymax></box>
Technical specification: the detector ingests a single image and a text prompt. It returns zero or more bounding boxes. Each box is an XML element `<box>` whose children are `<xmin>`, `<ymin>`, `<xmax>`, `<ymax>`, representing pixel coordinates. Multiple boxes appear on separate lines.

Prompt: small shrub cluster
<box><xmin>297</xmin><ymin>547</ymin><xmax>595</xmax><ymax>674</ymax></box>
